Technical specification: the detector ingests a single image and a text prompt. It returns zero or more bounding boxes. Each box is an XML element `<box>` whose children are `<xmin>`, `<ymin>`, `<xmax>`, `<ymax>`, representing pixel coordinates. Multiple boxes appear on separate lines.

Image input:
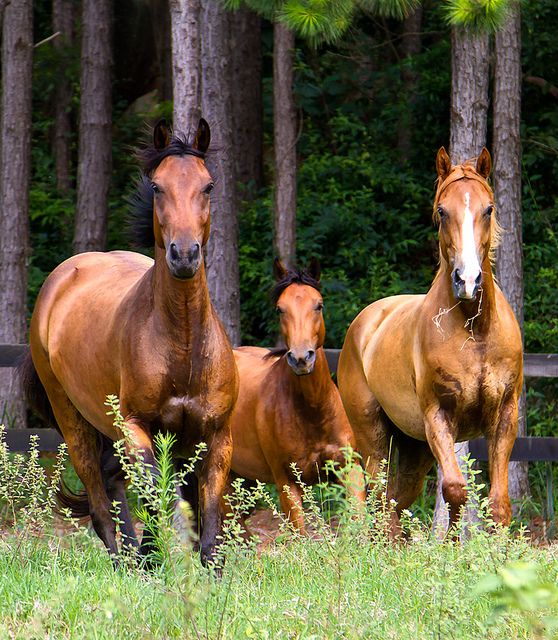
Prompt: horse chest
<box><xmin>432</xmin><ymin>364</ymin><xmax>508</xmax><ymax>435</ymax></box>
<box><xmin>157</xmin><ymin>393</ymin><xmax>216</xmax><ymax>447</ymax></box>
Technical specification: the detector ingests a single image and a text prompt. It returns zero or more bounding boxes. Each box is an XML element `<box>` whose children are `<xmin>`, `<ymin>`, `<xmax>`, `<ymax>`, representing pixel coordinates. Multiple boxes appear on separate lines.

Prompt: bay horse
<box><xmin>24</xmin><ymin>119</ymin><xmax>238</xmax><ymax>564</ymax></box>
<box><xmin>338</xmin><ymin>147</ymin><xmax>523</xmax><ymax>534</ymax></box>
<box><xmin>230</xmin><ymin>259</ymin><xmax>366</xmax><ymax>532</ymax></box>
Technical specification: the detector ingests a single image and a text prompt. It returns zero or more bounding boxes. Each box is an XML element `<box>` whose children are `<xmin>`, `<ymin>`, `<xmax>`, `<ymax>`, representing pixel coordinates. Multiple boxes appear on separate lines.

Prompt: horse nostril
<box><xmin>475</xmin><ymin>272</ymin><xmax>482</xmax><ymax>286</ymax></box>
<box><xmin>286</xmin><ymin>351</ymin><xmax>297</xmax><ymax>367</ymax></box>
<box><xmin>188</xmin><ymin>242</ymin><xmax>200</xmax><ymax>262</ymax></box>
<box><xmin>169</xmin><ymin>243</ymin><xmax>179</xmax><ymax>261</ymax></box>
<box><xmin>305</xmin><ymin>350</ymin><xmax>315</xmax><ymax>362</ymax></box>
<box><xmin>453</xmin><ymin>268</ymin><xmax>463</xmax><ymax>285</ymax></box>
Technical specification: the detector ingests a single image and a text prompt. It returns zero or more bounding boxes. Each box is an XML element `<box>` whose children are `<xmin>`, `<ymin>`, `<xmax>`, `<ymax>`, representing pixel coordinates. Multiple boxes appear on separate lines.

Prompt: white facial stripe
<box><xmin>459</xmin><ymin>192</ymin><xmax>481</xmax><ymax>297</ymax></box>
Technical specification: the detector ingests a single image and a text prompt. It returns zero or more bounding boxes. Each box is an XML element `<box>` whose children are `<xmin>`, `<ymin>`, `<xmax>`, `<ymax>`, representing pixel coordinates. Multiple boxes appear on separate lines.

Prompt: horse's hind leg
<box><xmin>44</xmin><ymin>386</ymin><xmax>119</xmax><ymax>557</ymax></box>
<box><xmin>392</xmin><ymin>431</ymin><xmax>435</xmax><ymax>521</ymax></box>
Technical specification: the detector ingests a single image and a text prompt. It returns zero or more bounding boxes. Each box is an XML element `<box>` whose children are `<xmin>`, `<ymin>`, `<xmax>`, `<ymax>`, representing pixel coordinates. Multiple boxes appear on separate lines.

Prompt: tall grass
<box><xmin>0</xmin><ymin>417</ymin><xmax>557</xmax><ymax>639</ymax></box>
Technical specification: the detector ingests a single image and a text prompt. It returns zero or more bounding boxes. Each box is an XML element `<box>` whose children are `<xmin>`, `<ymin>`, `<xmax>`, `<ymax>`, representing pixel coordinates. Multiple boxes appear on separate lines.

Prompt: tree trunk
<box><xmin>273</xmin><ymin>22</ymin><xmax>297</xmax><ymax>269</ymax></box>
<box><xmin>230</xmin><ymin>7</ymin><xmax>262</xmax><ymax>197</ymax></box>
<box><xmin>52</xmin><ymin>0</ymin><xmax>76</xmax><ymax>195</ymax></box>
<box><xmin>432</xmin><ymin>26</ymin><xmax>490</xmax><ymax>533</ymax></box>
<box><xmin>73</xmin><ymin>0</ymin><xmax>113</xmax><ymax>254</ymax></box>
<box><xmin>493</xmin><ymin>2</ymin><xmax>529</xmax><ymax>511</ymax></box>
<box><xmin>150</xmin><ymin>0</ymin><xmax>173</xmax><ymax>103</ymax></box>
<box><xmin>0</xmin><ymin>0</ymin><xmax>33</xmax><ymax>429</ymax></box>
<box><xmin>169</xmin><ymin>0</ymin><xmax>201</xmax><ymax>137</ymax></box>
<box><xmin>201</xmin><ymin>1</ymin><xmax>240</xmax><ymax>346</ymax></box>
<box><xmin>397</xmin><ymin>6</ymin><xmax>422</xmax><ymax>162</ymax></box>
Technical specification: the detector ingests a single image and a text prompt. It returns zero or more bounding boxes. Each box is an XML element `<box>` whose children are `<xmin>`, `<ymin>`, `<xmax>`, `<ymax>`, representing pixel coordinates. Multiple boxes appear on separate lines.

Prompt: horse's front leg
<box><xmin>424</xmin><ymin>406</ymin><xmax>467</xmax><ymax>530</ymax></box>
<box><xmin>485</xmin><ymin>394</ymin><xmax>518</xmax><ymax>527</ymax></box>
<box><xmin>121</xmin><ymin>417</ymin><xmax>160</xmax><ymax>560</ymax></box>
<box><xmin>198</xmin><ymin>422</ymin><xmax>233</xmax><ymax>567</ymax></box>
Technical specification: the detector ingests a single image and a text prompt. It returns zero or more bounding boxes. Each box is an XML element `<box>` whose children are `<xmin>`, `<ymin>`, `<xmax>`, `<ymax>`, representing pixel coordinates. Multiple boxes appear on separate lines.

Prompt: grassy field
<box><xmin>1</xmin><ymin>430</ymin><xmax>558</xmax><ymax>639</ymax></box>
<box><xmin>1</xmin><ymin>504</ymin><xmax>558</xmax><ymax>639</ymax></box>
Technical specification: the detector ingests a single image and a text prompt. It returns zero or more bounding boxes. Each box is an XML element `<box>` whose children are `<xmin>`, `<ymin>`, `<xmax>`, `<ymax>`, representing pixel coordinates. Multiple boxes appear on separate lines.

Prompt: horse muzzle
<box><xmin>166</xmin><ymin>241</ymin><xmax>202</xmax><ymax>280</ymax></box>
<box><xmin>452</xmin><ymin>267</ymin><xmax>482</xmax><ymax>301</ymax></box>
<box><xmin>286</xmin><ymin>349</ymin><xmax>316</xmax><ymax>376</ymax></box>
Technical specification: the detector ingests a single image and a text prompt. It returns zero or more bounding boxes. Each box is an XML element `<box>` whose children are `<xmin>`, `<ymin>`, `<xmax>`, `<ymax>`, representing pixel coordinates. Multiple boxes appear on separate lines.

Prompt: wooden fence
<box><xmin>1</xmin><ymin>344</ymin><xmax>557</xmax><ymax>461</ymax></box>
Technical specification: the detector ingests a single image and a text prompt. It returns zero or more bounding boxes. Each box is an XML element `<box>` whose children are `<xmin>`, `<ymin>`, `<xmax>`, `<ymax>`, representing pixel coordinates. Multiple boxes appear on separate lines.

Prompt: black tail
<box><xmin>55</xmin><ymin>479</ymin><xmax>91</xmax><ymax>520</ymax></box>
<box><xmin>18</xmin><ymin>347</ymin><xmax>58</xmax><ymax>430</ymax></box>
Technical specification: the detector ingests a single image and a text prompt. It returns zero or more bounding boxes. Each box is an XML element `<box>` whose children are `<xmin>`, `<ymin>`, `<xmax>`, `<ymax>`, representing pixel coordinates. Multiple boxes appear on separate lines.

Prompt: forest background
<box><xmin>0</xmin><ymin>0</ymin><xmax>557</xmax><ymax>522</ymax></box>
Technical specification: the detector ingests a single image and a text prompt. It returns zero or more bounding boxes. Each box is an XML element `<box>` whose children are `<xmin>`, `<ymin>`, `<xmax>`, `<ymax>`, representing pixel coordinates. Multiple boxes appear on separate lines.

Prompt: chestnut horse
<box><xmin>230</xmin><ymin>259</ymin><xmax>365</xmax><ymax>532</ymax></box>
<box><xmin>24</xmin><ymin>120</ymin><xmax>238</xmax><ymax>564</ymax></box>
<box><xmin>338</xmin><ymin>148</ymin><xmax>522</xmax><ymax>533</ymax></box>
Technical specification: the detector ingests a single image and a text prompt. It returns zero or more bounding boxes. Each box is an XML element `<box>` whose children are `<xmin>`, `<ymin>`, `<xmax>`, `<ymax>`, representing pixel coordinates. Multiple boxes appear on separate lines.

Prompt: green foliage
<box><xmin>476</xmin><ymin>561</ymin><xmax>558</xmax><ymax>638</ymax></box>
<box><xmin>1</xmin><ymin>437</ymin><xmax>558</xmax><ymax>638</ymax></box>
<box><xmin>359</xmin><ymin>0</ymin><xmax>421</xmax><ymax>20</ymax></box>
<box><xmin>442</xmin><ymin>0</ymin><xmax>511</xmax><ymax>33</ymax></box>
<box><xmin>0</xmin><ymin>425</ymin><xmax>67</xmax><ymax>531</ymax></box>
<box><xmin>225</xmin><ymin>0</ymin><xmax>420</xmax><ymax>45</ymax></box>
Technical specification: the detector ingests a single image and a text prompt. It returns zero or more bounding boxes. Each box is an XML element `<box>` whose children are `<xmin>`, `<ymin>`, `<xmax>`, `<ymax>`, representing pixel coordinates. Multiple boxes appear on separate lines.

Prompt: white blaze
<box><xmin>459</xmin><ymin>192</ymin><xmax>481</xmax><ymax>298</ymax></box>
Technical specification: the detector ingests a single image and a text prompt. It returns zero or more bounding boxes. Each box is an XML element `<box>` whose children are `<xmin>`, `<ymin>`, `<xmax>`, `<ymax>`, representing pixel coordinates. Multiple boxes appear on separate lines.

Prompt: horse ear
<box><xmin>153</xmin><ymin>119</ymin><xmax>171</xmax><ymax>150</ymax></box>
<box><xmin>308</xmin><ymin>257</ymin><xmax>321</xmax><ymax>282</ymax></box>
<box><xmin>273</xmin><ymin>258</ymin><xmax>288</xmax><ymax>282</ymax></box>
<box><xmin>476</xmin><ymin>147</ymin><xmax>492</xmax><ymax>179</ymax></box>
<box><xmin>193</xmin><ymin>118</ymin><xmax>211</xmax><ymax>154</ymax></box>
<box><xmin>436</xmin><ymin>146</ymin><xmax>452</xmax><ymax>180</ymax></box>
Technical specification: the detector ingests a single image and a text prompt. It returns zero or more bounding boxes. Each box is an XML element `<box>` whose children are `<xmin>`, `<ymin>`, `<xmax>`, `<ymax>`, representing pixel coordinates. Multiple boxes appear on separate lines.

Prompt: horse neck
<box><xmin>283</xmin><ymin>347</ymin><xmax>332</xmax><ymax>409</ymax></box>
<box><xmin>151</xmin><ymin>246</ymin><xmax>211</xmax><ymax>338</ymax></box>
<box><xmin>434</xmin><ymin>254</ymin><xmax>497</xmax><ymax>335</ymax></box>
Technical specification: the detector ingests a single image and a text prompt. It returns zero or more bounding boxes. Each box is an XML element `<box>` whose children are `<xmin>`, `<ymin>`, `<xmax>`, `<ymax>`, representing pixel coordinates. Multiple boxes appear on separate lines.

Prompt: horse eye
<box><xmin>202</xmin><ymin>182</ymin><xmax>214</xmax><ymax>196</ymax></box>
<box><xmin>437</xmin><ymin>206</ymin><xmax>447</xmax><ymax>221</ymax></box>
<box><xmin>276</xmin><ymin>307</ymin><xmax>284</xmax><ymax>315</ymax></box>
<box><xmin>151</xmin><ymin>182</ymin><xmax>160</xmax><ymax>194</ymax></box>
<box><xmin>484</xmin><ymin>205</ymin><xmax>494</xmax><ymax>217</ymax></box>
<box><xmin>315</xmin><ymin>303</ymin><xmax>323</xmax><ymax>312</ymax></box>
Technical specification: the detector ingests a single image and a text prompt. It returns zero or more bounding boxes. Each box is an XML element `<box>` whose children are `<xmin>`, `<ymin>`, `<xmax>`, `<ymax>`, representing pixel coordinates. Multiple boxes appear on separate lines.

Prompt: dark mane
<box><xmin>263</xmin><ymin>346</ymin><xmax>288</xmax><ymax>361</ymax></box>
<box><xmin>270</xmin><ymin>267</ymin><xmax>321</xmax><ymax>305</ymax></box>
<box><xmin>127</xmin><ymin>132</ymin><xmax>206</xmax><ymax>248</ymax></box>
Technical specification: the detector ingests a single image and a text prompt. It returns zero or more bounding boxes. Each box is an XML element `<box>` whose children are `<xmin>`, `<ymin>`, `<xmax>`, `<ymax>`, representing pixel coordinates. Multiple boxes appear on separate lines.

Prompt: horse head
<box><xmin>434</xmin><ymin>146</ymin><xmax>496</xmax><ymax>301</ymax></box>
<box><xmin>131</xmin><ymin>118</ymin><xmax>213</xmax><ymax>280</ymax></box>
<box><xmin>272</xmin><ymin>258</ymin><xmax>325</xmax><ymax>376</ymax></box>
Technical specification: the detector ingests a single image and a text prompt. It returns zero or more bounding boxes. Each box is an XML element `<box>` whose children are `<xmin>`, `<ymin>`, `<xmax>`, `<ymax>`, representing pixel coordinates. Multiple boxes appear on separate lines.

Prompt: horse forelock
<box><xmin>270</xmin><ymin>268</ymin><xmax>322</xmax><ymax>305</ymax></box>
<box><xmin>138</xmin><ymin>132</ymin><xmax>206</xmax><ymax>176</ymax></box>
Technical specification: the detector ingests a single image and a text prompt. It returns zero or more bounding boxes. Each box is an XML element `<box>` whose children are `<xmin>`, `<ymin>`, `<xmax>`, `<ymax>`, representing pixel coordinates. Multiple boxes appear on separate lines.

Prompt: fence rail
<box><xmin>1</xmin><ymin>344</ymin><xmax>556</xmax><ymax>458</ymax></box>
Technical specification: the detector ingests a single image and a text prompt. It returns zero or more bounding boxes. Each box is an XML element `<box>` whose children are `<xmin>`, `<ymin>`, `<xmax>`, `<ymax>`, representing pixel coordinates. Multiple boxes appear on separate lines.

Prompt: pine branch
<box><xmin>442</xmin><ymin>0</ymin><xmax>510</xmax><ymax>34</ymax></box>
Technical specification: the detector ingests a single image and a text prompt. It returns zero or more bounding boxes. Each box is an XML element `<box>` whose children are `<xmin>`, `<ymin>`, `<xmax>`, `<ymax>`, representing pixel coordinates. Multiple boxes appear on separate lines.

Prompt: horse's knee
<box><xmin>442</xmin><ymin>479</ymin><xmax>467</xmax><ymax>511</ymax></box>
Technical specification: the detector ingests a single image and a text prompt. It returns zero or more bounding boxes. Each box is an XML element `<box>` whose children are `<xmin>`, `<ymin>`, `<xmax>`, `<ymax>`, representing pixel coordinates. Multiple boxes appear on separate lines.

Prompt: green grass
<box><xmin>0</xmin><ymin>518</ymin><xmax>557</xmax><ymax>639</ymax></box>
<box><xmin>1</xmin><ymin>424</ymin><xmax>557</xmax><ymax>639</ymax></box>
